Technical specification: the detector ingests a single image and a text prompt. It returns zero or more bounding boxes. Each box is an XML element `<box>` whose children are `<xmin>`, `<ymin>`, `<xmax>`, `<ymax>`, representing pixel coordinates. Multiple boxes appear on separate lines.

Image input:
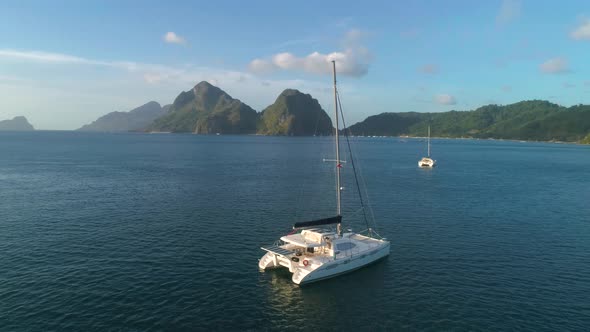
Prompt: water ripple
<box><xmin>0</xmin><ymin>132</ymin><xmax>589</xmax><ymax>331</ymax></box>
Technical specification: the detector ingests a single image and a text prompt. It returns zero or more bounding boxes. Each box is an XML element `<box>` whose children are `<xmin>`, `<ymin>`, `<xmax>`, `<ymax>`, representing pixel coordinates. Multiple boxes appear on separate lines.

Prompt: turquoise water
<box><xmin>0</xmin><ymin>131</ymin><xmax>589</xmax><ymax>331</ymax></box>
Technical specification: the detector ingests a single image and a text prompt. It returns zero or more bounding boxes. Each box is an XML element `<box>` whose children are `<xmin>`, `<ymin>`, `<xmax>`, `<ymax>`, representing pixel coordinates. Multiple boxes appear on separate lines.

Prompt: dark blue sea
<box><xmin>1</xmin><ymin>131</ymin><xmax>589</xmax><ymax>331</ymax></box>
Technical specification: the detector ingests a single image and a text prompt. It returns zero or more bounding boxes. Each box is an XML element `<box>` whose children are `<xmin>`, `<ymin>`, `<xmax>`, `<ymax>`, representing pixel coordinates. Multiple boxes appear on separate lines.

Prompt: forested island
<box><xmin>78</xmin><ymin>101</ymin><xmax>171</xmax><ymax>132</ymax></box>
<box><xmin>77</xmin><ymin>82</ymin><xmax>590</xmax><ymax>143</ymax></box>
<box><xmin>81</xmin><ymin>81</ymin><xmax>333</xmax><ymax>136</ymax></box>
<box><xmin>348</xmin><ymin>101</ymin><xmax>590</xmax><ymax>143</ymax></box>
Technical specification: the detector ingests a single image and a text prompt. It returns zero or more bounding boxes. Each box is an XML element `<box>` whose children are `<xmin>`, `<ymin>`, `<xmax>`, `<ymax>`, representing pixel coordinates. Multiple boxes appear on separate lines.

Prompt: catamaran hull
<box><xmin>295</xmin><ymin>243</ymin><xmax>390</xmax><ymax>285</ymax></box>
<box><xmin>418</xmin><ymin>158</ymin><xmax>436</xmax><ymax>168</ymax></box>
<box><xmin>259</xmin><ymin>242</ymin><xmax>391</xmax><ymax>285</ymax></box>
<box><xmin>258</xmin><ymin>252</ymin><xmax>283</xmax><ymax>270</ymax></box>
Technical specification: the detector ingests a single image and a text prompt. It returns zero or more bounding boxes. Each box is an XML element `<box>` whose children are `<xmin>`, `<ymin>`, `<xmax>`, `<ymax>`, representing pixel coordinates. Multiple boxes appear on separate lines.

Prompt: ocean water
<box><xmin>0</xmin><ymin>131</ymin><xmax>589</xmax><ymax>331</ymax></box>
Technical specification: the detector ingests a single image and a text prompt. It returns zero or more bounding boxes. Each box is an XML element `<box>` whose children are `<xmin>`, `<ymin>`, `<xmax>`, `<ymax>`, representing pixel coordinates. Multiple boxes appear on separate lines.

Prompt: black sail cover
<box><xmin>293</xmin><ymin>215</ymin><xmax>342</xmax><ymax>229</ymax></box>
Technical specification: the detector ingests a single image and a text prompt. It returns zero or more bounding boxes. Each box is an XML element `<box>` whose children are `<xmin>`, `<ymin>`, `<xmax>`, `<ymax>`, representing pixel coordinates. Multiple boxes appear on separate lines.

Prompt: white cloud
<box><xmin>0</xmin><ymin>49</ymin><xmax>103</xmax><ymax>65</ymax></box>
<box><xmin>273</xmin><ymin>52</ymin><xmax>300</xmax><ymax>70</ymax></box>
<box><xmin>419</xmin><ymin>64</ymin><xmax>439</xmax><ymax>74</ymax></box>
<box><xmin>434</xmin><ymin>94</ymin><xmax>456</xmax><ymax>105</ymax></box>
<box><xmin>248</xmin><ymin>28</ymin><xmax>372</xmax><ymax>77</ymax></box>
<box><xmin>206</xmin><ymin>78</ymin><xmax>219</xmax><ymax>86</ymax></box>
<box><xmin>143</xmin><ymin>73</ymin><xmax>166</xmax><ymax>84</ymax></box>
<box><xmin>497</xmin><ymin>0</ymin><xmax>521</xmax><ymax>25</ymax></box>
<box><xmin>540</xmin><ymin>57</ymin><xmax>569</xmax><ymax>74</ymax></box>
<box><xmin>0</xmin><ymin>48</ymin><xmax>345</xmax><ymax>129</ymax></box>
<box><xmin>0</xmin><ymin>75</ymin><xmax>30</xmax><ymax>83</ymax></box>
<box><xmin>248</xmin><ymin>59</ymin><xmax>276</xmax><ymax>74</ymax></box>
<box><xmin>164</xmin><ymin>32</ymin><xmax>186</xmax><ymax>44</ymax></box>
<box><xmin>0</xmin><ymin>49</ymin><xmax>188</xmax><ymax>83</ymax></box>
<box><xmin>571</xmin><ymin>20</ymin><xmax>590</xmax><ymax>40</ymax></box>
<box><xmin>563</xmin><ymin>82</ymin><xmax>575</xmax><ymax>88</ymax></box>
<box><xmin>0</xmin><ymin>48</ymin><xmax>341</xmax><ymax>99</ymax></box>
<box><xmin>0</xmin><ymin>48</ymin><xmax>306</xmax><ymax>90</ymax></box>
<box><xmin>0</xmin><ymin>49</ymin><xmax>153</xmax><ymax>74</ymax></box>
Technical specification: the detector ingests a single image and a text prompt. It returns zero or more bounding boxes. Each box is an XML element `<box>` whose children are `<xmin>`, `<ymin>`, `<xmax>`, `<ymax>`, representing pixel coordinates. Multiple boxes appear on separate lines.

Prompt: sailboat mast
<box><xmin>428</xmin><ymin>125</ymin><xmax>431</xmax><ymax>157</ymax></box>
<box><xmin>332</xmin><ymin>61</ymin><xmax>342</xmax><ymax>220</ymax></box>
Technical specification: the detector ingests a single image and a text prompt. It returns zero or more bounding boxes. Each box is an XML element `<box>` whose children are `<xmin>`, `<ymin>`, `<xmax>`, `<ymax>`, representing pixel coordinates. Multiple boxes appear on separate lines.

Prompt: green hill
<box><xmin>78</xmin><ymin>101</ymin><xmax>170</xmax><ymax>132</ymax></box>
<box><xmin>148</xmin><ymin>81</ymin><xmax>258</xmax><ymax>134</ymax></box>
<box><xmin>257</xmin><ymin>89</ymin><xmax>333</xmax><ymax>136</ymax></box>
<box><xmin>348</xmin><ymin>100</ymin><xmax>590</xmax><ymax>143</ymax></box>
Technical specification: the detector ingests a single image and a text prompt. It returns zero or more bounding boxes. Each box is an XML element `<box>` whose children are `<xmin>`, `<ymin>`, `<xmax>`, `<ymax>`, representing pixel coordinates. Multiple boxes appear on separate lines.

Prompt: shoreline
<box><xmin>350</xmin><ymin>134</ymin><xmax>589</xmax><ymax>146</ymax></box>
<box><xmin>3</xmin><ymin>129</ymin><xmax>589</xmax><ymax>146</ymax></box>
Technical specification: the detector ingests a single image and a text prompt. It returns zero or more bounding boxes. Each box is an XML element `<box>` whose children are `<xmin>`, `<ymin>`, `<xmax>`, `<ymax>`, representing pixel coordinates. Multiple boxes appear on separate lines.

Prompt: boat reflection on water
<box><xmin>260</xmin><ymin>259</ymin><xmax>390</xmax><ymax>329</ymax></box>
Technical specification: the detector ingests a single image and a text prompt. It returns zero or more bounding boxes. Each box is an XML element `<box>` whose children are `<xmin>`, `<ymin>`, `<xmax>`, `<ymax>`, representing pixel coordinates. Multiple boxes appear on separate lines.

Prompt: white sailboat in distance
<box><xmin>258</xmin><ymin>61</ymin><xmax>390</xmax><ymax>285</ymax></box>
<box><xmin>418</xmin><ymin>126</ymin><xmax>436</xmax><ymax>167</ymax></box>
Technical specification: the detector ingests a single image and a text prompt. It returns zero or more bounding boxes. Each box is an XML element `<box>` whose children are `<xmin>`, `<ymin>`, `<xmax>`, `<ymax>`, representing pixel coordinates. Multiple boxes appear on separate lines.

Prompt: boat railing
<box><xmin>265</xmin><ymin>235</ymin><xmax>382</xmax><ymax>261</ymax></box>
<box><xmin>337</xmin><ymin>239</ymin><xmax>383</xmax><ymax>259</ymax></box>
<box><xmin>356</xmin><ymin>228</ymin><xmax>387</xmax><ymax>240</ymax></box>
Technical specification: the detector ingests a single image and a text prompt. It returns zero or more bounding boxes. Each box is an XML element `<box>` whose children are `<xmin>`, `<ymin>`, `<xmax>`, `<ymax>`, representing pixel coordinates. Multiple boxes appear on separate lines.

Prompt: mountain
<box><xmin>148</xmin><ymin>81</ymin><xmax>258</xmax><ymax>134</ymax></box>
<box><xmin>257</xmin><ymin>89</ymin><xmax>333</xmax><ymax>136</ymax></box>
<box><xmin>0</xmin><ymin>116</ymin><xmax>35</xmax><ymax>131</ymax></box>
<box><xmin>348</xmin><ymin>100</ymin><xmax>590</xmax><ymax>143</ymax></box>
<box><xmin>582</xmin><ymin>133</ymin><xmax>590</xmax><ymax>144</ymax></box>
<box><xmin>344</xmin><ymin>112</ymin><xmax>425</xmax><ymax>137</ymax></box>
<box><xmin>78</xmin><ymin>101</ymin><xmax>170</xmax><ymax>132</ymax></box>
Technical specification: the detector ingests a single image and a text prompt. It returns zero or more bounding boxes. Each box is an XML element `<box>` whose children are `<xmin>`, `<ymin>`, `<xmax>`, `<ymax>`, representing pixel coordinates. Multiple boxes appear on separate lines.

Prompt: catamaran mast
<box><xmin>332</xmin><ymin>61</ymin><xmax>342</xmax><ymax>236</ymax></box>
<box><xmin>428</xmin><ymin>125</ymin><xmax>431</xmax><ymax>157</ymax></box>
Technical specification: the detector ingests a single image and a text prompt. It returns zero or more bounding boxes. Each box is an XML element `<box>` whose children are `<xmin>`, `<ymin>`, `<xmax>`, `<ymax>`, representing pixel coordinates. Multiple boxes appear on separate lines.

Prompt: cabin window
<box><xmin>307</xmin><ymin>247</ymin><xmax>314</xmax><ymax>253</ymax></box>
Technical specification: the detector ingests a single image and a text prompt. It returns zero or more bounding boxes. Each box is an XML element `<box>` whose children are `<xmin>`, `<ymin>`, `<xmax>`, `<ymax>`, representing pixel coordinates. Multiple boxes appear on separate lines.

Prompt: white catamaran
<box><xmin>258</xmin><ymin>61</ymin><xmax>390</xmax><ymax>285</ymax></box>
<box><xmin>418</xmin><ymin>126</ymin><xmax>436</xmax><ymax>167</ymax></box>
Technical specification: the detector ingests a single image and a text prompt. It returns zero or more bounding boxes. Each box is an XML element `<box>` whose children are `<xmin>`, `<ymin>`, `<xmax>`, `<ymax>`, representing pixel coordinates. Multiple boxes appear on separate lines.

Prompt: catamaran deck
<box><xmin>262</xmin><ymin>232</ymin><xmax>384</xmax><ymax>261</ymax></box>
<box><xmin>261</xmin><ymin>245</ymin><xmax>294</xmax><ymax>257</ymax></box>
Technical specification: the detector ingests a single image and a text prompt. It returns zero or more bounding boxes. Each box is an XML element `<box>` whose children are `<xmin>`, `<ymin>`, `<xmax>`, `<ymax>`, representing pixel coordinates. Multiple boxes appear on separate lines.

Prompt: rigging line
<box><xmin>356</xmin><ymin>153</ymin><xmax>379</xmax><ymax>230</ymax></box>
<box><xmin>336</xmin><ymin>90</ymin><xmax>370</xmax><ymax>232</ymax></box>
<box><xmin>346</xmin><ymin>128</ymin><xmax>379</xmax><ymax>231</ymax></box>
<box><xmin>349</xmin><ymin>138</ymin><xmax>372</xmax><ymax>197</ymax></box>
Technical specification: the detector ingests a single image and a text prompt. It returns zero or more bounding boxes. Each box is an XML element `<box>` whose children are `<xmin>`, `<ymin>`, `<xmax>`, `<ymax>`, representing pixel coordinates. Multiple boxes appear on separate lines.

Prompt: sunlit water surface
<box><xmin>1</xmin><ymin>132</ymin><xmax>589</xmax><ymax>331</ymax></box>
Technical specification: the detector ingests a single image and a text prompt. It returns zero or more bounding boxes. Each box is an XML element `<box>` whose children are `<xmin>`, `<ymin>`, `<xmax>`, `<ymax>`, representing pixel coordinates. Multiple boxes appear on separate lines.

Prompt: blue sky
<box><xmin>1</xmin><ymin>0</ymin><xmax>589</xmax><ymax>129</ymax></box>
